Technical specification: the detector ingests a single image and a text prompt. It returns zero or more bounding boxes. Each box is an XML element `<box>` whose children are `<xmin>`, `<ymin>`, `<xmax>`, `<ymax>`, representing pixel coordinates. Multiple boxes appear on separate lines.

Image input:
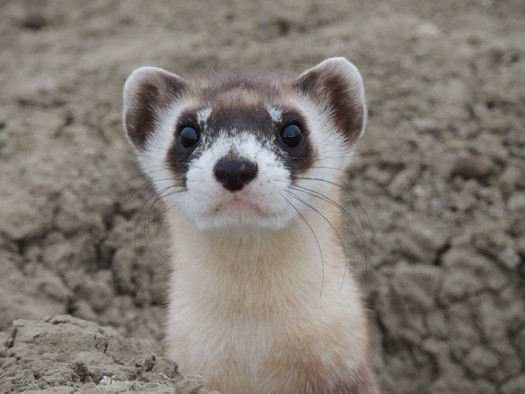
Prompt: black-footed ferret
<box><xmin>122</xmin><ymin>57</ymin><xmax>380</xmax><ymax>393</ymax></box>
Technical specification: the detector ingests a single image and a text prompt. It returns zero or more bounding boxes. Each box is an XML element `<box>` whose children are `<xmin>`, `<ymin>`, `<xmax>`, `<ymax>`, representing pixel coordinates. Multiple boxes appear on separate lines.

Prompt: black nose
<box><xmin>213</xmin><ymin>159</ymin><xmax>258</xmax><ymax>192</ymax></box>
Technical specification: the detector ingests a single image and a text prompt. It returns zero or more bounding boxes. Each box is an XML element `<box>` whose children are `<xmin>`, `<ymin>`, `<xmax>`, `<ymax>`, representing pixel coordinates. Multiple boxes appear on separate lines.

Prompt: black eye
<box><xmin>279</xmin><ymin>124</ymin><xmax>303</xmax><ymax>147</ymax></box>
<box><xmin>179</xmin><ymin>126</ymin><xmax>199</xmax><ymax>148</ymax></box>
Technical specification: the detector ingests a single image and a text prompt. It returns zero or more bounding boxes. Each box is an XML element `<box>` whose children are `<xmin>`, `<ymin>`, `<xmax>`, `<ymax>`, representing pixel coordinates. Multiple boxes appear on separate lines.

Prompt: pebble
<box><xmin>451</xmin><ymin>155</ymin><xmax>495</xmax><ymax>180</ymax></box>
<box><xmin>20</xmin><ymin>9</ymin><xmax>49</xmax><ymax>30</ymax></box>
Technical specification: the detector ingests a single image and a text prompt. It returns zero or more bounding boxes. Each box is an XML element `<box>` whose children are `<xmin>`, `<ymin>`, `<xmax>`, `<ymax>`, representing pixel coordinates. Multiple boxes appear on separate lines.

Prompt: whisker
<box><xmin>132</xmin><ymin>184</ymin><xmax>182</xmax><ymax>267</ymax></box>
<box><xmin>289</xmin><ymin>185</ymin><xmax>355</xmax><ymax>288</ymax></box>
<box><xmin>307</xmin><ymin>166</ymin><xmax>347</xmax><ymax>171</ymax></box>
<box><xmin>285</xmin><ymin>189</ymin><xmax>350</xmax><ymax>291</ymax></box>
<box><xmin>145</xmin><ymin>193</ymin><xmax>166</xmax><ymax>262</ymax></box>
<box><xmin>275</xmin><ymin>178</ymin><xmax>372</xmax><ymax>267</ymax></box>
<box><xmin>115</xmin><ymin>168</ymin><xmax>175</xmax><ymax>207</ymax></box>
<box><xmin>296</xmin><ymin>176</ymin><xmax>375</xmax><ymax>241</ymax></box>
<box><xmin>280</xmin><ymin>192</ymin><xmax>325</xmax><ymax>297</ymax></box>
<box><xmin>132</xmin><ymin>189</ymin><xmax>162</xmax><ymax>265</ymax></box>
<box><xmin>157</xmin><ymin>190</ymin><xmax>186</xmax><ymax>216</ymax></box>
<box><xmin>145</xmin><ymin>192</ymin><xmax>173</xmax><ymax>262</ymax></box>
<box><xmin>121</xmin><ymin>178</ymin><xmax>162</xmax><ymax>207</ymax></box>
<box><xmin>289</xmin><ymin>183</ymin><xmax>370</xmax><ymax>277</ymax></box>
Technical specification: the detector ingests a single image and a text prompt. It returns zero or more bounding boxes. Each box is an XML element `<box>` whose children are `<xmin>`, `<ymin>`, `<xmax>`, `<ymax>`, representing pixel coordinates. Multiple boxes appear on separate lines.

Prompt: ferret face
<box><xmin>123</xmin><ymin>58</ymin><xmax>367</xmax><ymax>232</ymax></box>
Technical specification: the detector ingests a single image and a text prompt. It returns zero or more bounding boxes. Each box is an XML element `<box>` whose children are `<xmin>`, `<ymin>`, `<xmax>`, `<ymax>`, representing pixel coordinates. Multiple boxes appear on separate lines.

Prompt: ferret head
<box><xmin>123</xmin><ymin>57</ymin><xmax>366</xmax><ymax>232</ymax></box>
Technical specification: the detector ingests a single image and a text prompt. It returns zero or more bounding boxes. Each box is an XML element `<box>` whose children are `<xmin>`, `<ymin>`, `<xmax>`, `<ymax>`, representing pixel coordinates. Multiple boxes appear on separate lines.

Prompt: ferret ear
<box><xmin>123</xmin><ymin>67</ymin><xmax>186</xmax><ymax>150</ymax></box>
<box><xmin>293</xmin><ymin>57</ymin><xmax>367</xmax><ymax>144</ymax></box>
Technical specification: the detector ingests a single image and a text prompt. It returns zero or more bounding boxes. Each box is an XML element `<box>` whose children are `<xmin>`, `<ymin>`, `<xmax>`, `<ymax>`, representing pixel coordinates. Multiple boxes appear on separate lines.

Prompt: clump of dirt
<box><xmin>1</xmin><ymin>0</ymin><xmax>524</xmax><ymax>393</ymax></box>
<box><xmin>0</xmin><ymin>315</ymin><xmax>218</xmax><ymax>393</ymax></box>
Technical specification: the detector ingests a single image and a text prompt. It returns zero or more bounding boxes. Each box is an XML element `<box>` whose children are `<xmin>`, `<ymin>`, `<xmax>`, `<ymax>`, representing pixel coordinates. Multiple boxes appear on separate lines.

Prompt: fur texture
<box><xmin>123</xmin><ymin>57</ymin><xmax>380</xmax><ymax>393</ymax></box>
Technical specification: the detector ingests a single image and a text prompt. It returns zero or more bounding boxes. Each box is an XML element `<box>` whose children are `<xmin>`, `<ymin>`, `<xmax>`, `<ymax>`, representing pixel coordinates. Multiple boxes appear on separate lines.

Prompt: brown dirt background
<box><xmin>1</xmin><ymin>0</ymin><xmax>524</xmax><ymax>392</ymax></box>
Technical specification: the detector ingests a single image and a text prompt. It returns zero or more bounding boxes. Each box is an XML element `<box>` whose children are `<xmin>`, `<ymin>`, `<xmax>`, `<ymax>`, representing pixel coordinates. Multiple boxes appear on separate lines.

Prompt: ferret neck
<box><xmin>167</xmin><ymin>210</ymin><xmax>343</xmax><ymax>285</ymax></box>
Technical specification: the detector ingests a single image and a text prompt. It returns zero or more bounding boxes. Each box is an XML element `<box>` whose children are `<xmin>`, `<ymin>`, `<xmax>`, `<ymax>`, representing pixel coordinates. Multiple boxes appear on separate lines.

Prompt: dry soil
<box><xmin>1</xmin><ymin>0</ymin><xmax>524</xmax><ymax>393</ymax></box>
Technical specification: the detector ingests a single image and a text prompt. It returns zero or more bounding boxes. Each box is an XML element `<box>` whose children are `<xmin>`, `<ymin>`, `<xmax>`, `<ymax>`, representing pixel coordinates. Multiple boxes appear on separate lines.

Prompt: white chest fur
<box><xmin>164</xmin><ymin>208</ymin><xmax>371</xmax><ymax>393</ymax></box>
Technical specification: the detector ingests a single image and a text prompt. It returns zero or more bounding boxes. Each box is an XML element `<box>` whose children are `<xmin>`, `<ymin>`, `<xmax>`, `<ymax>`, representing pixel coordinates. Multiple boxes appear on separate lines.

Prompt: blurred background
<box><xmin>0</xmin><ymin>0</ymin><xmax>524</xmax><ymax>392</ymax></box>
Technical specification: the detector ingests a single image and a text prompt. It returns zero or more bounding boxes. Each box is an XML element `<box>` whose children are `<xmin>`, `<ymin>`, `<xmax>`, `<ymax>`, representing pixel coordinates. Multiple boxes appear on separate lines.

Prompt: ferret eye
<box><xmin>279</xmin><ymin>124</ymin><xmax>303</xmax><ymax>148</ymax></box>
<box><xmin>179</xmin><ymin>126</ymin><xmax>200</xmax><ymax>148</ymax></box>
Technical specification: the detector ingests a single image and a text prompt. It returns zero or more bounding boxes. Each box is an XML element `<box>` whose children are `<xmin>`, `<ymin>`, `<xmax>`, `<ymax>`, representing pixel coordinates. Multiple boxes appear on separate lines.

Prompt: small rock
<box><xmin>499</xmin><ymin>247</ymin><xmax>520</xmax><ymax>269</ymax></box>
<box><xmin>143</xmin><ymin>354</ymin><xmax>156</xmax><ymax>371</ymax></box>
<box><xmin>20</xmin><ymin>9</ymin><xmax>49</xmax><ymax>30</ymax></box>
<box><xmin>414</xmin><ymin>21</ymin><xmax>442</xmax><ymax>39</ymax></box>
<box><xmin>451</xmin><ymin>155</ymin><xmax>494</xmax><ymax>180</ymax></box>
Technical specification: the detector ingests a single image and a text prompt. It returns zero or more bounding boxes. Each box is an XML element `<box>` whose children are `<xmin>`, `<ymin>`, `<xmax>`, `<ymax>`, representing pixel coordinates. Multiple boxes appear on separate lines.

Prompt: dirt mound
<box><xmin>0</xmin><ymin>315</ymin><xmax>218</xmax><ymax>393</ymax></box>
<box><xmin>1</xmin><ymin>0</ymin><xmax>524</xmax><ymax>393</ymax></box>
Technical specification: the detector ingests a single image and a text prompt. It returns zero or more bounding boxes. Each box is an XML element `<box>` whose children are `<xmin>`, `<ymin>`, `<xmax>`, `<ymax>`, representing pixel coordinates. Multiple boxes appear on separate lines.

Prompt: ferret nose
<box><xmin>213</xmin><ymin>159</ymin><xmax>258</xmax><ymax>192</ymax></box>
